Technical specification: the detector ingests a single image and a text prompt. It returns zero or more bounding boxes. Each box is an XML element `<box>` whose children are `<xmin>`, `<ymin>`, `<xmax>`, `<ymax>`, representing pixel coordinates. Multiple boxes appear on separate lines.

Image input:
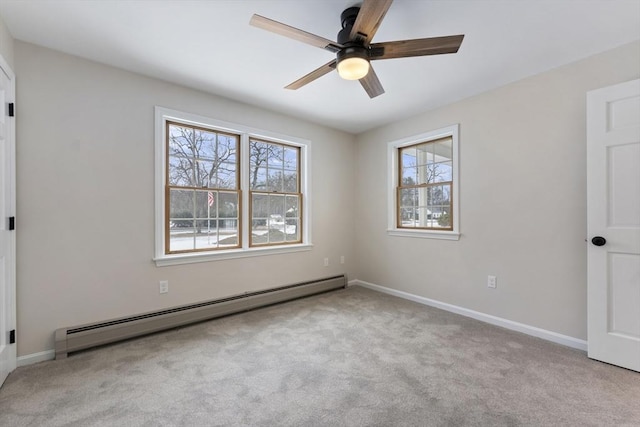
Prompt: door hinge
<box><xmin>8</xmin><ymin>103</ymin><xmax>14</xmax><ymax>117</ymax></box>
<box><xmin>8</xmin><ymin>216</ymin><xmax>14</xmax><ymax>230</ymax></box>
<box><xmin>9</xmin><ymin>329</ymin><xmax>15</xmax><ymax>344</ymax></box>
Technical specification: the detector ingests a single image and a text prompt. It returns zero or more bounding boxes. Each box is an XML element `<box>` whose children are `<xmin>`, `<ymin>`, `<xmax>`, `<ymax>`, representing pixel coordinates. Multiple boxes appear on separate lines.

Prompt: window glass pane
<box><xmin>194</xmin><ymin>161</ymin><xmax>238</xmax><ymax>190</ymax></box>
<box><xmin>283</xmin><ymin>170</ymin><xmax>298</xmax><ymax>193</ymax></box>
<box><xmin>399</xmin><ymin>207</ymin><xmax>416</xmax><ymax>227</ymax></box>
<box><xmin>416</xmin><ymin>187</ymin><xmax>429</xmax><ymax>209</ymax></box>
<box><xmin>169</xmin><ymin>125</ymin><xmax>217</xmax><ymax>165</ymax></box>
<box><xmin>194</xmin><ymin>232</ymin><xmax>217</xmax><ymax>250</ymax></box>
<box><xmin>285</xmin><ymin>219</ymin><xmax>299</xmax><ymax>242</ymax></box>
<box><xmin>250</xmin><ymin>167</ymin><xmax>267</xmax><ymax>190</ymax></box>
<box><xmin>252</xmin><ymin>194</ymin><xmax>288</xmax><ymax>245</ymax></box>
<box><xmin>402</xmin><ymin>166</ymin><xmax>417</xmax><ymax>185</ymax></box>
<box><xmin>416</xmin><ymin>207</ymin><xmax>430</xmax><ymax>227</ymax></box>
<box><xmin>433</xmin><ymin>138</ymin><xmax>452</xmax><ymax>162</ymax></box>
<box><xmin>168</xmin><ymin>125</ymin><xmax>193</xmax><ymax>158</ymax></box>
<box><xmin>427</xmin><ymin>185</ymin><xmax>452</xmax><ymax>229</ymax></box>
<box><xmin>401</xmin><ymin>147</ymin><xmax>417</xmax><ymax>168</ymax></box>
<box><xmin>194</xmin><ymin>191</ymin><xmax>214</xmax><ymax>220</ymax></box>
<box><xmin>268</xmin><ymin>169</ymin><xmax>284</xmax><ymax>192</ymax></box>
<box><xmin>284</xmin><ymin>147</ymin><xmax>298</xmax><ymax>170</ymax></box>
<box><xmin>218</xmin><ymin>191</ymin><xmax>239</xmax><ymax>219</ymax></box>
<box><xmin>169</xmin><ymin>189</ymin><xmax>194</xmax><ymax>226</ymax></box>
<box><xmin>417</xmin><ymin>165</ymin><xmax>432</xmax><ymax>185</ymax></box>
<box><xmin>267</xmin><ymin>229</ymin><xmax>285</xmax><ymax>244</ymax></box>
<box><xmin>269</xmin><ymin>194</ymin><xmax>285</xmax><ymax>222</ymax></box>
<box><xmin>399</xmin><ymin>188</ymin><xmax>417</xmax><ymax>209</ymax></box>
<box><xmin>216</xmin><ymin>163</ymin><xmax>237</xmax><ymax>189</ymax></box>
<box><xmin>195</xmin><ymin>130</ymin><xmax>218</xmax><ymax>161</ymax></box>
<box><xmin>251</xmin><ymin>193</ymin><xmax>269</xmax><ymax>246</ymax></box>
<box><xmin>216</xmin><ymin>134</ymin><xmax>238</xmax><ymax>163</ymax></box>
<box><xmin>284</xmin><ymin>196</ymin><xmax>301</xmax><ymax>241</ymax></box>
<box><xmin>169</xmin><ymin>229</ymin><xmax>195</xmax><ymax>252</ymax></box>
<box><xmin>431</xmin><ymin>185</ymin><xmax>451</xmax><ymax>206</ymax></box>
<box><xmin>169</xmin><ymin>189</ymin><xmax>195</xmax><ymax>252</ymax></box>
<box><xmin>252</xmin><ymin>193</ymin><xmax>269</xmax><ymax>219</ymax></box>
<box><xmin>194</xmin><ymin>160</ymin><xmax>216</xmax><ymax>188</ymax></box>
<box><xmin>428</xmin><ymin>162</ymin><xmax>453</xmax><ymax>183</ymax></box>
<box><xmin>250</xmin><ymin>140</ymin><xmax>269</xmax><ymax>166</ymax></box>
<box><xmin>168</xmin><ymin>156</ymin><xmax>194</xmax><ymax>187</ymax></box>
<box><xmin>251</xmin><ymin>220</ymin><xmax>268</xmax><ymax>245</ymax></box>
<box><xmin>267</xmin><ymin>144</ymin><xmax>284</xmax><ymax>168</ymax></box>
<box><xmin>285</xmin><ymin>195</ymin><xmax>299</xmax><ymax>218</ymax></box>
<box><xmin>416</xmin><ymin>143</ymin><xmax>432</xmax><ymax>166</ymax></box>
<box><xmin>217</xmin><ymin>219</ymin><xmax>239</xmax><ymax>247</ymax></box>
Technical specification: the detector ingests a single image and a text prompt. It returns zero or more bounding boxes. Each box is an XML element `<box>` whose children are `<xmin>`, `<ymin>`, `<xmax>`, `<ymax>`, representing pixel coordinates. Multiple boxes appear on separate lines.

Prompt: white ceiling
<box><xmin>1</xmin><ymin>0</ymin><xmax>639</xmax><ymax>134</ymax></box>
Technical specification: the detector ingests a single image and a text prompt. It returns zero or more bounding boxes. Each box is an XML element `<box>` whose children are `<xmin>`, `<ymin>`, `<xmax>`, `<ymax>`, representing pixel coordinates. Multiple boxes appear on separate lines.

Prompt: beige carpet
<box><xmin>1</xmin><ymin>286</ymin><xmax>638</xmax><ymax>426</ymax></box>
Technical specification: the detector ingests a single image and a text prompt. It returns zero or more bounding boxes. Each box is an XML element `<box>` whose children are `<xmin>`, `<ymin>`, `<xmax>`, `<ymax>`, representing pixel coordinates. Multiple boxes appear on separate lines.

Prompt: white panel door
<box><xmin>587</xmin><ymin>79</ymin><xmax>640</xmax><ymax>372</ymax></box>
<box><xmin>0</xmin><ymin>56</ymin><xmax>16</xmax><ymax>387</ymax></box>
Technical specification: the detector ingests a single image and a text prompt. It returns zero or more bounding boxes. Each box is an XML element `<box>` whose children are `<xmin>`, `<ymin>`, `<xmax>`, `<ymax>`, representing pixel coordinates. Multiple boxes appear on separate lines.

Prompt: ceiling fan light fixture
<box><xmin>337</xmin><ymin>57</ymin><xmax>370</xmax><ymax>80</ymax></box>
<box><xmin>336</xmin><ymin>46</ymin><xmax>370</xmax><ymax>80</ymax></box>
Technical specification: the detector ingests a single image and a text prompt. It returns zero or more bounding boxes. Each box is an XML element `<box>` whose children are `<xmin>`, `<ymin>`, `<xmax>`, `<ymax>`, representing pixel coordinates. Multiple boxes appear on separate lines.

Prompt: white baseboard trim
<box><xmin>17</xmin><ymin>349</ymin><xmax>55</xmax><ymax>367</ymax></box>
<box><xmin>349</xmin><ymin>279</ymin><xmax>588</xmax><ymax>352</ymax></box>
<box><xmin>15</xmin><ymin>281</ymin><xmax>586</xmax><ymax>366</ymax></box>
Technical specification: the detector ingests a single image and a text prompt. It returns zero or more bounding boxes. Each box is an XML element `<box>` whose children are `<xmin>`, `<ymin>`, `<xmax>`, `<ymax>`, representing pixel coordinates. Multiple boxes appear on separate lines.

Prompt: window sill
<box><xmin>387</xmin><ymin>229</ymin><xmax>460</xmax><ymax>241</ymax></box>
<box><xmin>154</xmin><ymin>243</ymin><xmax>314</xmax><ymax>267</ymax></box>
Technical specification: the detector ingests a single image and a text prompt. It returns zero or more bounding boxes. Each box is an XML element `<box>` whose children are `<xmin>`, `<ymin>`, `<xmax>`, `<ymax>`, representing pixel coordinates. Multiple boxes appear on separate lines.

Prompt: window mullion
<box><xmin>241</xmin><ymin>134</ymin><xmax>250</xmax><ymax>249</ymax></box>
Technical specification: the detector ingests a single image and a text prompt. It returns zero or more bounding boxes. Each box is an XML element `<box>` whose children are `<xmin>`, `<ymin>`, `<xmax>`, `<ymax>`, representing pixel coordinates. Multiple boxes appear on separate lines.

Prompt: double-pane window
<box><xmin>157</xmin><ymin>109</ymin><xmax>309</xmax><ymax>264</ymax></box>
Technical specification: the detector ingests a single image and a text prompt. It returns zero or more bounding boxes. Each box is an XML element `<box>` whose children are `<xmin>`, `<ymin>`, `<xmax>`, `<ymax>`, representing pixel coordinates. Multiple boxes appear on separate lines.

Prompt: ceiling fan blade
<box><xmin>250</xmin><ymin>14</ymin><xmax>342</xmax><ymax>53</ymax></box>
<box><xmin>285</xmin><ymin>59</ymin><xmax>337</xmax><ymax>90</ymax></box>
<box><xmin>370</xmin><ymin>35</ymin><xmax>464</xmax><ymax>60</ymax></box>
<box><xmin>349</xmin><ymin>0</ymin><xmax>394</xmax><ymax>45</ymax></box>
<box><xmin>359</xmin><ymin>66</ymin><xmax>385</xmax><ymax>98</ymax></box>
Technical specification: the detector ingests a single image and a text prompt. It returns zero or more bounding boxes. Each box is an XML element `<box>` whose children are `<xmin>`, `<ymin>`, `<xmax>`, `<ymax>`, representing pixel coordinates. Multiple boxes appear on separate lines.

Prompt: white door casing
<box><xmin>587</xmin><ymin>79</ymin><xmax>640</xmax><ymax>372</ymax></box>
<box><xmin>0</xmin><ymin>55</ymin><xmax>16</xmax><ymax>388</ymax></box>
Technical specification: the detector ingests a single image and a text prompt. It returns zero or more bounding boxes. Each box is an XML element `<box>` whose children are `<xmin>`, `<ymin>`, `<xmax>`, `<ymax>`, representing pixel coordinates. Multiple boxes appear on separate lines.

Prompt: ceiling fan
<box><xmin>249</xmin><ymin>0</ymin><xmax>464</xmax><ymax>98</ymax></box>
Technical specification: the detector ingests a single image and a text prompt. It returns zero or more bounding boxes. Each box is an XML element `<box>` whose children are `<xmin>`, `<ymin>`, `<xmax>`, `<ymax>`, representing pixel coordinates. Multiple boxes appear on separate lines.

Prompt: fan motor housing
<box><xmin>337</xmin><ymin>45</ymin><xmax>368</xmax><ymax>63</ymax></box>
<box><xmin>337</xmin><ymin>6</ymin><xmax>360</xmax><ymax>45</ymax></box>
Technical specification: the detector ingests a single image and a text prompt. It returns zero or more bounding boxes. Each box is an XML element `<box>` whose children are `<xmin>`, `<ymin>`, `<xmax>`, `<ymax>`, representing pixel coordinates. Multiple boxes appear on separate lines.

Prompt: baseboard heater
<box><xmin>54</xmin><ymin>274</ymin><xmax>347</xmax><ymax>359</ymax></box>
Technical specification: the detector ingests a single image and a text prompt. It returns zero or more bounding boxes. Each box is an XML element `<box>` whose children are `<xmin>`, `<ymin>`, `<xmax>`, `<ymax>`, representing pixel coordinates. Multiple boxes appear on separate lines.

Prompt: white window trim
<box><xmin>154</xmin><ymin>107</ymin><xmax>312</xmax><ymax>266</ymax></box>
<box><xmin>387</xmin><ymin>124</ymin><xmax>460</xmax><ymax>241</ymax></box>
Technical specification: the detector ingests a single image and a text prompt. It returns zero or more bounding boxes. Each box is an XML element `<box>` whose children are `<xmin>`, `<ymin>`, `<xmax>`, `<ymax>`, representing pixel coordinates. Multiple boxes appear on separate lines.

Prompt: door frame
<box><xmin>0</xmin><ymin>52</ymin><xmax>16</xmax><ymax>387</ymax></box>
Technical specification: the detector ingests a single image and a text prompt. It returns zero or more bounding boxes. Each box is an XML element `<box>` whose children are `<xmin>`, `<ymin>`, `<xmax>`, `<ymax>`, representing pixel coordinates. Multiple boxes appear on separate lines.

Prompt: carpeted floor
<box><xmin>1</xmin><ymin>286</ymin><xmax>638</xmax><ymax>426</ymax></box>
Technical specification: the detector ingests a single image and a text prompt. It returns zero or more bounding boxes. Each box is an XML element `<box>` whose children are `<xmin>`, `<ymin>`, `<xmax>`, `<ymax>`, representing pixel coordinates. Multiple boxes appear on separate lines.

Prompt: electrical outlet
<box><xmin>487</xmin><ymin>275</ymin><xmax>497</xmax><ymax>289</ymax></box>
<box><xmin>324</xmin><ymin>257</ymin><xmax>329</xmax><ymax>267</ymax></box>
<box><xmin>340</xmin><ymin>255</ymin><xmax>345</xmax><ymax>264</ymax></box>
<box><xmin>159</xmin><ymin>280</ymin><xmax>169</xmax><ymax>294</ymax></box>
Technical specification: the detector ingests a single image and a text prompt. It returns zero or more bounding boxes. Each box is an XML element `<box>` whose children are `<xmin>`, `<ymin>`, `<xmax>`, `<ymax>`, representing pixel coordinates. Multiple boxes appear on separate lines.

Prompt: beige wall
<box><xmin>354</xmin><ymin>41</ymin><xmax>640</xmax><ymax>340</ymax></box>
<box><xmin>0</xmin><ymin>12</ymin><xmax>13</xmax><ymax>69</ymax></box>
<box><xmin>14</xmin><ymin>41</ymin><xmax>357</xmax><ymax>356</ymax></box>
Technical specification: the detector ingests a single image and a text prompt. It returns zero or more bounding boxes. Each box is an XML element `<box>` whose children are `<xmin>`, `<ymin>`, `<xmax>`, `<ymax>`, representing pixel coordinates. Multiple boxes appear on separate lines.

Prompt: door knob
<box><xmin>591</xmin><ymin>236</ymin><xmax>606</xmax><ymax>246</ymax></box>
